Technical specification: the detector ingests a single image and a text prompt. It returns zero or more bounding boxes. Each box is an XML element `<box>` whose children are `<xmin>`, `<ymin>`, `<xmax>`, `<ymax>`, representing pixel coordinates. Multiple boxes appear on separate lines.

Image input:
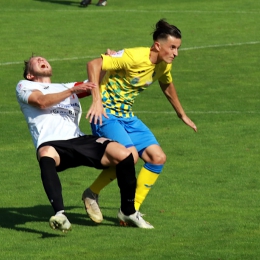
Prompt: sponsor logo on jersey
<box><xmin>130</xmin><ymin>77</ymin><xmax>140</xmax><ymax>85</ymax></box>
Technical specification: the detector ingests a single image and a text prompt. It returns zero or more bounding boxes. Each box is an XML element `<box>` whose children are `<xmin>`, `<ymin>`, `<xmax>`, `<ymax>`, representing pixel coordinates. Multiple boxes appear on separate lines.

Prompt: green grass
<box><xmin>1</xmin><ymin>0</ymin><xmax>260</xmax><ymax>259</ymax></box>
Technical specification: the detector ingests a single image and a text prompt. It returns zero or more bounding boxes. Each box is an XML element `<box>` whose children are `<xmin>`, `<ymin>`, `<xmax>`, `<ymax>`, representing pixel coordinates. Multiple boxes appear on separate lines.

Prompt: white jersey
<box><xmin>16</xmin><ymin>80</ymin><xmax>85</xmax><ymax>149</ymax></box>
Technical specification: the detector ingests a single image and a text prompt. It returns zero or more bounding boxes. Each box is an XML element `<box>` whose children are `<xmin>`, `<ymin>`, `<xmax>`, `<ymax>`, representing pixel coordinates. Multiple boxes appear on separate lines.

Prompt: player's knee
<box><xmin>37</xmin><ymin>146</ymin><xmax>60</xmax><ymax>165</ymax></box>
<box><xmin>116</xmin><ymin>146</ymin><xmax>132</xmax><ymax>161</ymax></box>
<box><xmin>119</xmin><ymin>149</ymin><xmax>140</xmax><ymax>166</ymax></box>
<box><xmin>153</xmin><ymin>151</ymin><xmax>167</xmax><ymax>165</ymax></box>
<box><xmin>122</xmin><ymin>149</ymin><xmax>132</xmax><ymax>160</ymax></box>
<box><xmin>38</xmin><ymin>146</ymin><xmax>53</xmax><ymax>158</ymax></box>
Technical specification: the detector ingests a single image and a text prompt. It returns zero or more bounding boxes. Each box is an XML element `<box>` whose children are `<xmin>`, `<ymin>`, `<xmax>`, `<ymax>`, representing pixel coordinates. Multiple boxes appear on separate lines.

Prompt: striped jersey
<box><xmin>100</xmin><ymin>47</ymin><xmax>172</xmax><ymax>117</ymax></box>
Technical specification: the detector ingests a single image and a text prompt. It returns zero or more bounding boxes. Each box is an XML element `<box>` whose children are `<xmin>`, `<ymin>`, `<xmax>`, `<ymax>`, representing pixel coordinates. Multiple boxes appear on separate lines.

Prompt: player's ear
<box><xmin>154</xmin><ymin>41</ymin><xmax>161</xmax><ymax>51</ymax></box>
<box><xmin>26</xmin><ymin>73</ymin><xmax>34</xmax><ymax>80</ymax></box>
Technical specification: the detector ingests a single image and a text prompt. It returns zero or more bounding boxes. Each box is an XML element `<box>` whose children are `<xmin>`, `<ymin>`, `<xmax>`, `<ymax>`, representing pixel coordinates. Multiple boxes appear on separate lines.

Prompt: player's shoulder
<box><xmin>17</xmin><ymin>79</ymin><xmax>29</xmax><ymax>86</ymax></box>
<box><xmin>125</xmin><ymin>47</ymin><xmax>149</xmax><ymax>56</ymax></box>
<box><xmin>123</xmin><ymin>47</ymin><xmax>150</xmax><ymax>62</ymax></box>
<box><xmin>16</xmin><ymin>79</ymin><xmax>34</xmax><ymax>90</ymax></box>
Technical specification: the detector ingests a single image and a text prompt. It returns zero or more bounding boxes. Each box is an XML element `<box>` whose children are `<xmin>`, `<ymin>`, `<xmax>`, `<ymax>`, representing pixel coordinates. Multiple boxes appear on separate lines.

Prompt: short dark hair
<box><xmin>23</xmin><ymin>53</ymin><xmax>36</xmax><ymax>80</ymax></box>
<box><xmin>152</xmin><ymin>19</ymin><xmax>181</xmax><ymax>41</ymax></box>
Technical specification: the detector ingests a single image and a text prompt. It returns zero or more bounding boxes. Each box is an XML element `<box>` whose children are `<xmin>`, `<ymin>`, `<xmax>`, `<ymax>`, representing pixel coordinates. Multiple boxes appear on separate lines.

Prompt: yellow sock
<box><xmin>135</xmin><ymin>167</ymin><xmax>159</xmax><ymax>210</ymax></box>
<box><xmin>89</xmin><ymin>168</ymin><xmax>116</xmax><ymax>194</ymax></box>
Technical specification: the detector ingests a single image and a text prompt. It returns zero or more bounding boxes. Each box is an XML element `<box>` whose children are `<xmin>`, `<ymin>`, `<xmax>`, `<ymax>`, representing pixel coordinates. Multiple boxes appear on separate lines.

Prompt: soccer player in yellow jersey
<box><xmin>83</xmin><ymin>19</ymin><xmax>197</xmax><ymax>227</ymax></box>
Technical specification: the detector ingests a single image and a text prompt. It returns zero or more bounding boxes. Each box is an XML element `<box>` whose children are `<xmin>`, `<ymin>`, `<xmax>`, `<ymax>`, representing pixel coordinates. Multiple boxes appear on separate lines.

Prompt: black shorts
<box><xmin>37</xmin><ymin>135</ymin><xmax>113</xmax><ymax>172</ymax></box>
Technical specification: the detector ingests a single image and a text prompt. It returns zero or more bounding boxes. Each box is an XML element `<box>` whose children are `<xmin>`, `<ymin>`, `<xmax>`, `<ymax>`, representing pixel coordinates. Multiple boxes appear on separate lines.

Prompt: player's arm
<box><xmin>86</xmin><ymin>49</ymin><xmax>130</xmax><ymax>124</ymax></box>
<box><xmin>86</xmin><ymin>57</ymin><xmax>107</xmax><ymax>125</ymax></box>
<box><xmin>28</xmin><ymin>82</ymin><xmax>96</xmax><ymax>109</ymax></box>
<box><xmin>159</xmin><ymin>81</ymin><xmax>197</xmax><ymax>132</ymax></box>
<box><xmin>98</xmin><ymin>49</ymin><xmax>117</xmax><ymax>83</ymax></box>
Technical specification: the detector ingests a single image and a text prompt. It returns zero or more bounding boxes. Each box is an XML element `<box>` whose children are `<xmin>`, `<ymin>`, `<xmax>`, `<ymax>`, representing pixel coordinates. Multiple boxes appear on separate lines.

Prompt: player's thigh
<box><xmin>91</xmin><ymin>115</ymin><xmax>134</xmax><ymax>147</ymax></box>
<box><xmin>127</xmin><ymin>117</ymin><xmax>159</xmax><ymax>154</ymax></box>
<box><xmin>101</xmin><ymin>141</ymin><xmax>131</xmax><ymax>166</ymax></box>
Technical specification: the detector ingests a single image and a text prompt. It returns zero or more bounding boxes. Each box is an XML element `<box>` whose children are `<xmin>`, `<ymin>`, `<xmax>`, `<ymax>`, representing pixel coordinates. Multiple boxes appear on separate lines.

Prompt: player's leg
<box><xmin>101</xmin><ymin>141</ymin><xmax>153</xmax><ymax>228</ymax></box>
<box><xmin>82</xmin><ymin>146</ymin><xmax>137</xmax><ymax>223</ymax></box>
<box><xmin>90</xmin><ymin>114</ymin><xmax>139</xmax><ymax>161</ymax></box>
<box><xmin>37</xmin><ymin>145</ymin><xmax>71</xmax><ymax>232</ymax></box>
<box><xmin>136</xmin><ymin>145</ymin><xmax>166</xmax><ymax>210</ymax></box>
<box><xmin>71</xmin><ymin>135</ymin><xmax>153</xmax><ymax>228</ymax></box>
<box><xmin>83</xmin><ymin>115</ymin><xmax>139</xmax><ymax>222</ymax></box>
<box><xmin>127</xmin><ymin>117</ymin><xmax>166</xmax><ymax>211</ymax></box>
<box><xmin>101</xmin><ymin>142</ymin><xmax>136</xmax><ymax>215</ymax></box>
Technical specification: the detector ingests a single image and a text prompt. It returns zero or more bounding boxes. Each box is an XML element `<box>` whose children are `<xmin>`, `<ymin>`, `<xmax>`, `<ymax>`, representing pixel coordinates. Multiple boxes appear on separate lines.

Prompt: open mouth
<box><xmin>41</xmin><ymin>64</ymin><xmax>46</xmax><ymax>68</ymax></box>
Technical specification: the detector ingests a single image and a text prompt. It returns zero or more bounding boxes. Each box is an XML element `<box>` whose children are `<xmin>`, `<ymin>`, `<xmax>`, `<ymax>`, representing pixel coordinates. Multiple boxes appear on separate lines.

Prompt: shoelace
<box><xmin>135</xmin><ymin>211</ymin><xmax>141</xmax><ymax>220</ymax></box>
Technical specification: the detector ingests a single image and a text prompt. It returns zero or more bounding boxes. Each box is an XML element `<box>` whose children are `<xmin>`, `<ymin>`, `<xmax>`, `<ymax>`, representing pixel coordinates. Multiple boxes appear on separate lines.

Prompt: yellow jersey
<box><xmin>101</xmin><ymin>47</ymin><xmax>172</xmax><ymax>117</ymax></box>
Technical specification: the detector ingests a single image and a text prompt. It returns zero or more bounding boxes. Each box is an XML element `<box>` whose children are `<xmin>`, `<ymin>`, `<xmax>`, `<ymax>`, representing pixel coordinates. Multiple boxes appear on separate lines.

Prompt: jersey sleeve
<box><xmin>101</xmin><ymin>49</ymin><xmax>135</xmax><ymax>71</ymax></box>
<box><xmin>16</xmin><ymin>80</ymin><xmax>38</xmax><ymax>104</ymax></box>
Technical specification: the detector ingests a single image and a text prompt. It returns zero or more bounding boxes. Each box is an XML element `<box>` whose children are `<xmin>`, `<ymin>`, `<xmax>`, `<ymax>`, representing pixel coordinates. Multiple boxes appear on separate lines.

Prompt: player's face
<box><xmin>29</xmin><ymin>56</ymin><xmax>52</xmax><ymax>77</ymax></box>
<box><xmin>157</xmin><ymin>36</ymin><xmax>181</xmax><ymax>64</ymax></box>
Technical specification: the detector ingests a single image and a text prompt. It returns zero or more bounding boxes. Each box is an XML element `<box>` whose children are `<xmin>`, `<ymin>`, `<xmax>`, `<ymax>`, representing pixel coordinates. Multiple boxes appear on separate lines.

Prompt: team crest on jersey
<box><xmin>130</xmin><ymin>77</ymin><xmax>140</xmax><ymax>85</ymax></box>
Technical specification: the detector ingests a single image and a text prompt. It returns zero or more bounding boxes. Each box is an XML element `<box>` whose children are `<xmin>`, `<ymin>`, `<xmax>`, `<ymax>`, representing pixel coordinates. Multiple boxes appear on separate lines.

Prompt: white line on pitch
<box><xmin>1</xmin><ymin>41</ymin><xmax>260</xmax><ymax>66</ymax></box>
<box><xmin>3</xmin><ymin>9</ymin><xmax>260</xmax><ymax>14</ymax></box>
<box><xmin>136</xmin><ymin>111</ymin><xmax>260</xmax><ymax>114</ymax></box>
<box><xmin>1</xmin><ymin>111</ymin><xmax>259</xmax><ymax>114</ymax></box>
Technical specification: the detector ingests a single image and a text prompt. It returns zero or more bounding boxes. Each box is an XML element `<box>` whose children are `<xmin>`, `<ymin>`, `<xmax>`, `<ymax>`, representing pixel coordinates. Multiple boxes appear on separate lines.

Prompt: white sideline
<box><xmin>1</xmin><ymin>110</ymin><xmax>259</xmax><ymax>114</ymax></box>
<box><xmin>1</xmin><ymin>41</ymin><xmax>260</xmax><ymax>66</ymax></box>
<box><xmin>3</xmin><ymin>9</ymin><xmax>260</xmax><ymax>14</ymax></box>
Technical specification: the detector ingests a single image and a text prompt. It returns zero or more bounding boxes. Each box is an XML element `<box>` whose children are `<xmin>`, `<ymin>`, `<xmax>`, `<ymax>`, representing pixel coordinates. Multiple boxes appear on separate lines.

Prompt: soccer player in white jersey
<box><xmin>83</xmin><ymin>19</ymin><xmax>197</xmax><ymax>226</ymax></box>
<box><xmin>16</xmin><ymin>56</ymin><xmax>153</xmax><ymax>232</ymax></box>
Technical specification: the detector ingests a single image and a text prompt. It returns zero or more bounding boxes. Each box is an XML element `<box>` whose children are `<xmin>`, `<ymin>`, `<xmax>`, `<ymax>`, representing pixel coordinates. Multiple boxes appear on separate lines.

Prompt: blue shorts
<box><xmin>91</xmin><ymin>114</ymin><xmax>159</xmax><ymax>156</ymax></box>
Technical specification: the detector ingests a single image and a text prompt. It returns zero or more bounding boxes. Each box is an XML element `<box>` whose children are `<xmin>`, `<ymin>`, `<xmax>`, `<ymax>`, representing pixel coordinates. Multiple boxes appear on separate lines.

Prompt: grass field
<box><xmin>1</xmin><ymin>0</ymin><xmax>260</xmax><ymax>259</ymax></box>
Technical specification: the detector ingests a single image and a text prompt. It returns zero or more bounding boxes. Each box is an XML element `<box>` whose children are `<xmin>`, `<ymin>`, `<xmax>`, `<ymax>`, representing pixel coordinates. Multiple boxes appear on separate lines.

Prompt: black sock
<box><xmin>39</xmin><ymin>157</ymin><xmax>64</xmax><ymax>214</ymax></box>
<box><xmin>116</xmin><ymin>154</ymin><xmax>136</xmax><ymax>216</ymax></box>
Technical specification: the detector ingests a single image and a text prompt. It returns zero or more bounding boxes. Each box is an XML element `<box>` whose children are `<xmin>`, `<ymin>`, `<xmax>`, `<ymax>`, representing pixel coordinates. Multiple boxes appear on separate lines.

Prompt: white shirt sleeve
<box><xmin>16</xmin><ymin>80</ymin><xmax>41</xmax><ymax>104</ymax></box>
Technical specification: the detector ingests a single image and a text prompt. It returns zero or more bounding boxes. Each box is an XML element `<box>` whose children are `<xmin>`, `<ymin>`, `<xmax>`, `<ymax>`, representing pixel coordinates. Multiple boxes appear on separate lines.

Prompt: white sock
<box><xmin>55</xmin><ymin>210</ymin><xmax>65</xmax><ymax>215</ymax></box>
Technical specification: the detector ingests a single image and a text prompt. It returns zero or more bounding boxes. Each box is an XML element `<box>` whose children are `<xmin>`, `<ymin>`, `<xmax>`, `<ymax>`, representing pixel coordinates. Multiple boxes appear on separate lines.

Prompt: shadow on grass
<box><xmin>33</xmin><ymin>0</ymin><xmax>101</xmax><ymax>7</ymax></box>
<box><xmin>0</xmin><ymin>205</ymin><xmax>119</xmax><ymax>238</ymax></box>
<box><xmin>33</xmin><ymin>0</ymin><xmax>81</xmax><ymax>7</ymax></box>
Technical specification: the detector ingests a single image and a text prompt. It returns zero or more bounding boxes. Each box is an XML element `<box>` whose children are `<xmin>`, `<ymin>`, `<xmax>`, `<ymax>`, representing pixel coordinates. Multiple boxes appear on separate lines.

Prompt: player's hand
<box><xmin>105</xmin><ymin>49</ymin><xmax>117</xmax><ymax>55</ymax></box>
<box><xmin>86</xmin><ymin>101</ymin><xmax>108</xmax><ymax>125</ymax></box>
<box><xmin>181</xmin><ymin>115</ymin><xmax>197</xmax><ymax>132</ymax></box>
<box><xmin>71</xmin><ymin>82</ymin><xmax>96</xmax><ymax>94</ymax></box>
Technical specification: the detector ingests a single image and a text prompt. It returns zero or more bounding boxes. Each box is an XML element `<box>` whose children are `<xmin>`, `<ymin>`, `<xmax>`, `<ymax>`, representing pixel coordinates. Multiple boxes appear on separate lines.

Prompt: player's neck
<box><xmin>150</xmin><ymin>47</ymin><xmax>161</xmax><ymax>64</ymax></box>
<box><xmin>33</xmin><ymin>76</ymin><xmax>51</xmax><ymax>83</ymax></box>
